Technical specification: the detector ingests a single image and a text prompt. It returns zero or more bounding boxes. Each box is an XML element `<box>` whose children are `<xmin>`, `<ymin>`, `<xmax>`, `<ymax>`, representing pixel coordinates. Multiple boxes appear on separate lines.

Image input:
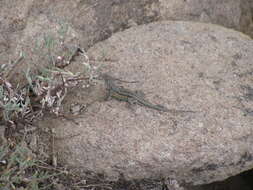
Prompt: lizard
<box><xmin>101</xmin><ymin>73</ymin><xmax>195</xmax><ymax>113</ymax></box>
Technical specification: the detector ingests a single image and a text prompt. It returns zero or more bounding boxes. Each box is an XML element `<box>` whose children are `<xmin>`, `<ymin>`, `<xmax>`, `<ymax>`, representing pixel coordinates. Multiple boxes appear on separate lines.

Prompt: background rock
<box><xmin>47</xmin><ymin>21</ymin><xmax>253</xmax><ymax>185</ymax></box>
<box><xmin>17</xmin><ymin>0</ymin><xmax>253</xmax><ymax>43</ymax></box>
<box><xmin>4</xmin><ymin>14</ymin><xmax>82</xmax><ymax>87</ymax></box>
<box><xmin>0</xmin><ymin>0</ymin><xmax>34</xmax><ymax>65</ymax></box>
<box><xmin>159</xmin><ymin>0</ymin><xmax>253</xmax><ymax>37</ymax></box>
<box><xmin>1</xmin><ymin>0</ymin><xmax>252</xmax><ymax>76</ymax></box>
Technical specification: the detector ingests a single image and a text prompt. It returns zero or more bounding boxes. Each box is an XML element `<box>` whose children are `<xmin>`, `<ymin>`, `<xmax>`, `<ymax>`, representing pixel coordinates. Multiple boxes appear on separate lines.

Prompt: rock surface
<box><xmin>47</xmin><ymin>21</ymin><xmax>253</xmax><ymax>185</ymax></box>
<box><xmin>0</xmin><ymin>0</ymin><xmax>252</xmax><ymax>71</ymax></box>
<box><xmin>4</xmin><ymin>14</ymin><xmax>83</xmax><ymax>87</ymax></box>
<box><xmin>1</xmin><ymin>0</ymin><xmax>253</xmax><ymax>186</ymax></box>
<box><xmin>159</xmin><ymin>0</ymin><xmax>253</xmax><ymax>37</ymax></box>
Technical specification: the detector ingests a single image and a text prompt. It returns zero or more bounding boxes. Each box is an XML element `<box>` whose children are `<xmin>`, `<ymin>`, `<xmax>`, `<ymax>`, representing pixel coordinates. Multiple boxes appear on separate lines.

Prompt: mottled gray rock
<box><xmin>49</xmin><ymin>21</ymin><xmax>253</xmax><ymax>185</ymax></box>
<box><xmin>4</xmin><ymin>14</ymin><xmax>82</xmax><ymax>87</ymax></box>
<box><xmin>0</xmin><ymin>0</ymin><xmax>34</xmax><ymax>64</ymax></box>
<box><xmin>0</xmin><ymin>0</ymin><xmax>252</xmax><ymax>70</ymax></box>
<box><xmin>21</xmin><ymin>0</ymin><xmax>253</xmax><ymax>41</ymax></box>
<box><xmin>159</xmin><ymin>0</ymin><xmax>253</xmax><ymax>37</ymax></box>
<box><xmin>0</xmin><ymin>0</ymin><xmax>252</xmax><ymax>185</ymax></box>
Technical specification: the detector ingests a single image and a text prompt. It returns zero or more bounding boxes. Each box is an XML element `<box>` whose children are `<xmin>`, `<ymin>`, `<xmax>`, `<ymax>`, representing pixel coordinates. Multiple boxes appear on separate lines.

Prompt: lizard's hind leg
<box><xmin>134</xmin><ymin>90</ymin><xmax>146</xmax><ymax>98</ymax></box>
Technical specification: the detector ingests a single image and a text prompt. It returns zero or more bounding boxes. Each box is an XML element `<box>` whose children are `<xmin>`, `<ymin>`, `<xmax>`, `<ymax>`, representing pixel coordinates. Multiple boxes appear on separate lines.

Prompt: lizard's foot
<box><xmin>126</xmin><ymin>97</ymin><xmax>138</xmax><ymax>111</ymax></box>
